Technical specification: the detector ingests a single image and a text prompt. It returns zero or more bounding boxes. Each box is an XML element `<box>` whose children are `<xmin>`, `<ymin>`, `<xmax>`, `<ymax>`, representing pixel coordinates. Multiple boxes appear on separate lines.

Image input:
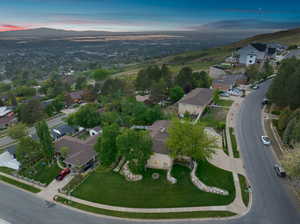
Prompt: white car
<box><xmin>261</xmin><ymin>136</ymin><xmax>271</xmax><ymax>145</ymax></box>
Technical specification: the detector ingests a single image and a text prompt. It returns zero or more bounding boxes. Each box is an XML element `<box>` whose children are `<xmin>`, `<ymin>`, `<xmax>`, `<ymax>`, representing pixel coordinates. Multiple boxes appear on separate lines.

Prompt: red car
<box><xmin>56</xmin><ymin>168</ymin><xmax>71</xmax><ymax>181</ymax></box>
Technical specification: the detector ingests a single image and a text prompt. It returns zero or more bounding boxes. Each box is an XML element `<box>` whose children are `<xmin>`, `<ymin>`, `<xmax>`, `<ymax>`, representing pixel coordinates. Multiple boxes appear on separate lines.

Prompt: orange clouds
<box><xmin>0</xmin><ymin>24</ymin><xmax>28</xmax><ymax>32</ymax></box>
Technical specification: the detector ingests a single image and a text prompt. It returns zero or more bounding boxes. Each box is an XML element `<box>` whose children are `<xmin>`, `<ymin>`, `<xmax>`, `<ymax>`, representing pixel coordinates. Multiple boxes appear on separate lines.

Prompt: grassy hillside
<box><xmin>117</xmin><ymin>27</ymin><xmax>300</xmax><ymax>77</ymax></box>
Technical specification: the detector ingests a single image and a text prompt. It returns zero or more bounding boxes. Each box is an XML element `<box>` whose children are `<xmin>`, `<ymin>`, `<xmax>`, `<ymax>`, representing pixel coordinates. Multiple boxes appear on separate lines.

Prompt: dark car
<box><xmin>274</xmin><ymin>165</ymin><xmax>286</xmax><ymax>177</ymax></box>
<box><xmin>56</xmin><ymin>168</ymin><xmax>71</xmax><ymax>181</ymax></box>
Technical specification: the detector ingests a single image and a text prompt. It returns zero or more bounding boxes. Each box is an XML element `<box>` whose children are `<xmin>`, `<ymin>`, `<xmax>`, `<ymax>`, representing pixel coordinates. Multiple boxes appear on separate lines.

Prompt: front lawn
<box><xmin>19</xmin><ymin>160</ymin><xmax>61</xmax><ymax>185</ymax></box>
<box><xmin>0</xmin><ymin>174</ymin><xmax>41</xmax><ymax>193</ymax></box>
<box><xmin>199</xmin><ymin>108</ymin><xmax>228</xmax><ymax>132</ymax></box>
<box><xmin>216</xmin><ymin>99</ymin><xmax>234</xmax><ymax>107</ymax></box>
<box><xmin>55</xmin><ymin>196</ymin><xmax>236</xmax><ymax>219</ymax></box>
<box><xmin>0</xmin><ymin>167</ymin><xmax>15</xmax><ymax>174</ymax></box>
<box><xmin>229</xmin><ymin>127</ymin><xmax>240</xmax><ymax>158</ymax></box>
<box><xmin>71</xmin><ymin>162</ymin><xmax>235</xmax><ymax>208</ymax></box>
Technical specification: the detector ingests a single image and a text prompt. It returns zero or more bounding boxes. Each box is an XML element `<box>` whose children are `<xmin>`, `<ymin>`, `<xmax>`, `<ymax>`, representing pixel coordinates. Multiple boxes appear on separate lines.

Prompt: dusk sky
<box><xmin>1</xmin><ymin>0</ymin><xmax>300</xmax><ymax>32</ymax></box>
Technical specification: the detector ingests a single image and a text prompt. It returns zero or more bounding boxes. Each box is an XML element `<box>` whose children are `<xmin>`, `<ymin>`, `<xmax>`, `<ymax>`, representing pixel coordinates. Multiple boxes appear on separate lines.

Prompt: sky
<box><xmin>1</xmin><ymin>0</ymin><xmax>300</xmax><ymax>32</ymax></box>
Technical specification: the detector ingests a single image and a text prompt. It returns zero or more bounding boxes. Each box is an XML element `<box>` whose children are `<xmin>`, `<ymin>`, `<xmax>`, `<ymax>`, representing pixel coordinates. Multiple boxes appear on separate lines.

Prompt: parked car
<box><xmin>262</xmin><ymin>98</ymin><xmax>269</xmax><ymax>106</ymax></box>
<box><xmin>274</xmin><ymin>165</ymin><xmax>286</xmax><ymax>177</ymax></box>
<box><xmin>228</xmin><ymin>88</ymin><xmax>242</xmax><ymax>96</ymax></box>
<box><xmin>251</xmin><ymin>85</ymin><xmax>259</xmax><ymax>90</ymax></box>
<box><xmin>219</xmin><ymin>92</ymin><xmax>230</xmax><ymax>97</ymax></box>
<box><xmin>56</xmin><ymin>168</ymin><xmax>71</xmax><ymax>181</ymax></box>
<box><xmin>261</xmin><ymin>136</ymin><xmax>271</xmax><ymax>145</ymax></box>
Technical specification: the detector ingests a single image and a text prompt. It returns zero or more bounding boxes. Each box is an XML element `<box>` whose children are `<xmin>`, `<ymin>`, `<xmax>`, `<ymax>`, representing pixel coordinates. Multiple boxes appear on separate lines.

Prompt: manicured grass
<box><xmin>216</xmin><ymin>99</ymin><xmax>234</xmax><ymax>107</ymax></box>
<box><xmin>72</xmin><ymin>163</ymin><xmax>235</xmax><ymax>208</ymax></box>
<box><xmin>229</xmin><ymin>127</ymin><xmax>240</xmax><ymax>158</ymax></box>
<box><xmin>200</xmin><ymin>108</ymin><xmax>228</xmax><ymax>131</ymax></box>
<box><xmin>222</xmin><ymin>129</ymin><xmax>229</xmax><ymax>155</ymax></box>
<box><xmin>0</xmin><ymin>167</ymin><xmax>15</xmax><ymax>174</ymax></box>
<box><xmin>55</xmin><ymin>196</ymin><xmax>236</xmax><ymax>219</ymax></box>
<box><xmin>0</xmin><ymin>174</ymin><xmax>41</xmax><ymax>193</ymax></box>
<box><xmin>196</xmin><ymin>160</ymin><xmax>235</xmax><ymax>202</ymax></box>
<box><xmin>19</xmin><ymin>160</ymin><xmax>60</xmax><ymax>185</ymax></box>
<box><xmin>238</xmin><ymin>174</ymin><xmax>250</xmax><ymax>207</ymax></box>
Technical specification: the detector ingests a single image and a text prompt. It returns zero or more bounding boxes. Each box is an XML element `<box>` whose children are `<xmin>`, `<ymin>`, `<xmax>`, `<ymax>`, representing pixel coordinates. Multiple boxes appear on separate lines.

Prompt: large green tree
<box><xmin>116</xmin><ymin>129</ymin><xmax>152</xmax><ymax>174</ymax></box>
<box><xmin>35</xmin><ymin>120</ymin><xmax>54</xmax><ymax>164</ymax></box>
<box><xmin>95</xmin><ymin>124</ymin><xmax>120</xmax><ymax>167</ymax></box>
<box><xmin>17</xmin><ymin>99</ymin><xmax>45</xmax><ymax>124</ymax></box>
<box><xmin>7</xmin><ymin>123</ymin><xmax>28</xmax><ymax>140</ymax></box>
<box><xmin>67</xmin><ymin>104</ymin><xmax>101</xmax><ymax>128</ymax></box>
<box><xmin>166</xmin><ymin>119</ymin><xmax>216</xmax><ymax>160</ymax></box>
<box><xmin>169</xmin><ymin>86</ymin><xmax>184</xmax><ymax>103</ymax></box>
<box><xmin>16</xmin><ymin>137</ymin><xmax>42</xmax><ymax>169</ymax></box>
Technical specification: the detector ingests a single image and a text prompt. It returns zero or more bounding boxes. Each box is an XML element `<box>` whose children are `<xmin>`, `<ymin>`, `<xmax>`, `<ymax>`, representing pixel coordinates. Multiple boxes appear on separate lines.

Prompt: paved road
<box><xmin>0</xmin><ymin>81</ymin><xmax>299</xmax><ymax>224</ymax></box>
<box><xmin>0</xmin><ymin>115</ymin><xmax>66</xmax><ymax>148</ymax></box>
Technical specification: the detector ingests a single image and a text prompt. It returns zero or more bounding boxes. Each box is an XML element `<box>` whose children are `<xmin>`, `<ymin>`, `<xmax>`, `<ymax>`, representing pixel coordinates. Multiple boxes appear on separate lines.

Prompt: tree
<box><xmin>35</xmin><ymin>120</ymin><xmax>54</xmax><ymax>164</ymax></box>
<box><xmin>95</xmin><ymin>124</ymin><xmax>120</xmax><ymax>167</ymax></box>
<box><xmin>16</xmin><ymin>137</ymin><xmax>42</xmax><ymax>169</ymax></box>
<box><xmin>166</xmin><ymin>119</ymin><xmax>216</xmax><ymax>160</ymax></box>
<box><xmin>116</xmin><ymin>129</ymin><xmax>152</xmax><ymax>174</ymax></box>
<box><xmin>212</xmin><ymin>90</ymin><xmax>220</xmax><ymax>104</ymax></box>
<box><xmin>268</xmin><ymin>58</ymin><xmax>300</xmax><ymax>109</ymax></box>
<box><xmin>60</xmin><ymin>146</ymin><xmax>70</xmax><ymax>158</ymax></box>
<box><xmin>135</xmin><ymin>69</ymin><xmax>151</xmax><ymax>92</ymax></box>
<box><xmin>102</xmin><ymin>78</ymin><xmax>125</xmax><ymax>97</ymax></box>
<box><xmin>17</xmin><ymin>99</ymin><xmax>45</xmax><ymax>124</ymax></box>
<box><xmin>161</xmin><ymin>64</ymin><xmax>173</xmax><ymax>89</ymax></box>
<box><xmin>67</xmin><ymin>104</ymin><xmax>101</xmax><ymax>128</ymax></box>
<box><xmin>169</xmin><ymin>86</ymin><xmax>184</xmax><ymax>103</ymax></box>
<box><xmin>245</xmin><ymin>64</ymin><xmax>260</xmax><ymax>81</ymax></box>
<box><xmin>150</xmin><ymin>79</ymin><xmax>167</xmax><ymax>103</ymax></box>
<box><xmin>7</xmin><ymin>123</ymin><xmax>27</xmax><ymax>140</ymax></box>
<box><xmin>93</xmin><ymin>68</ymin><xmax>111</xmax><ymax>81</ymax></box>
<box><xmin>281</xmin><ymin>148</ymin><xmax>300</xmax><ymax>178</ymax></box>
<box><xmin>194</xmin><ymin>71</ymin><xmax>211</xmax><ymax>88</ymax></box>
<box><xmin>75</xmin><ymin>76</ymin><xmax>87</xmax><ymax>90</ymax></box>
<box><xmin>175</xmin><ymin>67</ymin><xmax>194</xmax><ymax>92</ymax></box>
<box><xmin>262</xmin><ymin>60</ymin><xmax>274</xmax><ymax>78</ymax></box>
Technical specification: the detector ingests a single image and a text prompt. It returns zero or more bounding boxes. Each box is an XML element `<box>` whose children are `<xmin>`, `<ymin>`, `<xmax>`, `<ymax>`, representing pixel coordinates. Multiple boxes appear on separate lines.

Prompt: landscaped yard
<box><xmin>199</xmin><ymin>107</ymin><xmax>228</xmax><ymax>131</ymax></box>
<box><xmin>229</xmin><ymin>127</ymin><xmax>240</xmax><ymax>158</ymax></box>
<box><xmin>0</xmin><ymin>174</ymin><xmax>41</xmax><ymax>193</ymax></box>
<box><xmin>55</xmin><ymin>196</ymin><xmax>236</xmax><ymax>219</ymax></box>
<box><xmin>216</xmin><ymin>99</ymin><xmax>234</xmax><ymax>107</ymax></box>
<box><xmin>19</xmin><ymin>160</ymin><xmax>61</xmax><ymax>185</ymax></box>
<box><xmin>71</xmin><ymin>162</ymin><xmax>235</xmax><ymax>208</ymax></box>
<box><xmin>76</xmin><ymin>131</ymin><xmax>90</xmax><ymax>140</ymax></box>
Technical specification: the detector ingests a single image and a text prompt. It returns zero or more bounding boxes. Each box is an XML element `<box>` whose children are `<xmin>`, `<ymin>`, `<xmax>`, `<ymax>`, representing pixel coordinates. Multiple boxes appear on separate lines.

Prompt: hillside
<box><xmin>156</xmin><ymin>27</ymin><xmax>300</xmax><ymax>73</ymax></box>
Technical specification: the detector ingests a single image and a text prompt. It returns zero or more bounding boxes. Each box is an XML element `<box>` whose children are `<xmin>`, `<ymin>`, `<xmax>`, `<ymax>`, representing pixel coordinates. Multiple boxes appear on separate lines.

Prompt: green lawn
<box><xmin>0</xmin><ymin>167</ymin><xmax>15</xmax><ymax>174</ymax></box>
<box><xmin>55</xmin><ymin>196</ymin><xmax>236</xmax><ymax>219</ymax></box>
<box><xmin>0</xmin><ymin>174</ymin><xmax>41</xmax><ymax>193</ymax></box>
<box><xmin>19</xmin><ymin>160</ymin><xmax>61</xmax><ymax>185</ymax></box>
<box><xmin>216</xmin><ymin>99</ymin><xmax>234</xmax><ymax>107</ymax></box>
<box><xmin>222</xmin><ymin>129</ymin><xmax>229</xmax><ymax>155</ymax></box>
<box><xmin>72</xmin><ymin>163</ymin><xmax>235</xmax><ymax>208</ymax></box>
<box><xmin>229</xmin><ymin>128</ymin><xmax>240</xmax><ymax>158</ymax></box>
<box><xmin>238</xmin><ymin>174</ymin><xmax>250</xmax><ymax>207</ymax></box>
<box><xmin>199</xmin><ymin>108</ymin><xmax>228</xmax><ymax>131</ymax></box>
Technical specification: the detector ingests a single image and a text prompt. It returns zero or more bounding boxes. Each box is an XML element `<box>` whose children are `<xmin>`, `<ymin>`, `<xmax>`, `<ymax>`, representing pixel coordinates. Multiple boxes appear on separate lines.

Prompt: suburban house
<box><xmin>0</xmin><ymin>151</ymin><xmax>20</xmax><ymax>170</ymax></box>
<box><xmin>237</xmin><ymin>43</ymin><xmax>276</xmax><ymax>66</ymax></box>
<box><xmin>135</xmin><ymin>94</ymin><xmax>150</xmax><ymax>103</ymax></box>
<box><xmin>51</xmin><ymin>124</ymin><xmax>77</xmax><ymax>140</ymax></box>
<box><xmin>146</xmin><ymin>120</ymin><xmax>173</xmax><ymax>170</ymax></box>
<box><xmin>178</xmin><ymin>88</ymin><xmax>214</xmax><ymax>117</ymax></box>
<box><xmin>0</xmin><ymin>106</ymin><xmax>17</xmax><ymax>129</ymax></box>
<box><xmin>89</xmin><ymin>126</ymin><xmax>102</xmax><ymax>136</ymax></box>
<box><xmin>66</xmin><ymin>90</ymin><xmax>85</xmax><ymax>105</ymax></box>
<box><xmin>54</xmin><ymin>135</ymin><xmax>97</xmax><ymax>171</ymax></box>
<box><xmin>212</xmin><ymin>74</ymin><xmax>248</xmax><ymax>91</ymax></box>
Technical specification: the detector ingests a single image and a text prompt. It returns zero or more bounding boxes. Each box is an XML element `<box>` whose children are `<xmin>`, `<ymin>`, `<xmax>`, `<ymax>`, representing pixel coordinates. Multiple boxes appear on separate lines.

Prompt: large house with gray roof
<box><xmin>178</xmin><ymin>88</ymin><xmax>213</xmax><ymax>117</ymax></box>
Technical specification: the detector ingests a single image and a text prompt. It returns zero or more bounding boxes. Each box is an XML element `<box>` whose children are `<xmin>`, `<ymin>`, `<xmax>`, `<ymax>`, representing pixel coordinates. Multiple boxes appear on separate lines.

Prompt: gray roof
<box><xmin>213</xmin><ymin>74</ymin><xmax>247</xmax><ymax>86</ymax></box>
<box><xmin>69</xmin><ymin>90</ymin><xmax>84</xmax><ymax>100</ymax></box>
<box><xmin>178</xmin><ymin>88</ymin><xmax>213</xmax><ymax>107</ymax></box>
<box><xmin>55</xmin><ymin>136</ymin><xmax>97</xmax><ymax>167</ymax></box>
<box><xmin>149</xmin><ymin>120</ymin><xmax>170</xmax><ymax>155</ymax></box>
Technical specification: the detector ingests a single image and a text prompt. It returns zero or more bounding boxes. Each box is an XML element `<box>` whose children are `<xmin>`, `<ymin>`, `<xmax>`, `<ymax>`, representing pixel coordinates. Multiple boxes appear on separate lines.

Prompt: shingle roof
<box><xmin>212</xmin><ymin>74</ymin><xmax>247</xmax><ymax>87</ymax></box>
<box><xmin>54</xmin><ymin>136</ymin><xmax>97</xmax><ymax>167</ymax></box>
<box><xmin>69</xmin><ymin>90</ymin><xmax>84</xmax><ymax>100</ymax></box>
<box><xmin>178</xmin><ymin>88</ymin><xmax>213</xmax><ymax>106</ymax></box>
<box><xmin>149</xmin><ymin>120</ymin><xmax>170</xmax><ymax>155</ymax></box>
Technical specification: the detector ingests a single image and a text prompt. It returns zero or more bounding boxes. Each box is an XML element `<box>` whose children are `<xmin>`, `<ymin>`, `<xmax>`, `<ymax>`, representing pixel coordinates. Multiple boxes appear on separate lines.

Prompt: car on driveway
<box><xmin>274</xmin><ymin>165</ymin><xmax>286</xmax><ymax>177</ymax></box>
<box><xmin>56</xmin><ymin>168</ymin><xmax>71</xmax><ymax>181</ymax></box>
<box><xmin>251</xmin><ymin>84</ymin><xmax>259</xmax><ymax>90</ymax></box>
<box><xmin>261</xmin><ymin>136</ymin><xmax>271</xmax><ymax>145</ymax></box>
<box><xmin>219</xmin><ymin>92</ymin><xmax>230</xmax><ymax>97</ymax></box>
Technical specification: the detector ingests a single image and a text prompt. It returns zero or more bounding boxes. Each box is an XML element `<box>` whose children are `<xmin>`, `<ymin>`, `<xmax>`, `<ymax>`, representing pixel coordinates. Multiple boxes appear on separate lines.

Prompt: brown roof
<box><xmin>149</xmin><ymin>120</ymin><xmax>170</xmax><ymax>155</ymax></box>
<box><xmin>212</xmin><ymin>74</ymin><xmax>247</xmax><ymax>87</ymax></box>
<box><xmin>69</xmin><ymin>90</ymin><xmax>84</xmax><ymax>100</ymax></box>
<box><xmin>178</xmin><ymin>88</ymin><xmax>213</xmax><ymax>106</ymax></box>
<box><xmin>54</xmin><ymin>136</ymin><xmax>97</xmax><ymax>167</ymax></box>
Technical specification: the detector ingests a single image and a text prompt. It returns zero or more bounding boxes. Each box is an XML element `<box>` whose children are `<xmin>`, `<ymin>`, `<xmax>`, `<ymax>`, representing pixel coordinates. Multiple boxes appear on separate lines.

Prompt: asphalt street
<box><xmin>0</xmin><ymin>81</ymin><xmax>299</xmax><ymax>224</ymax></box>
<box><xmin>0</xmin><ymin>114</ymin><xmax>66</xmax><ymax>147</ymax></box>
